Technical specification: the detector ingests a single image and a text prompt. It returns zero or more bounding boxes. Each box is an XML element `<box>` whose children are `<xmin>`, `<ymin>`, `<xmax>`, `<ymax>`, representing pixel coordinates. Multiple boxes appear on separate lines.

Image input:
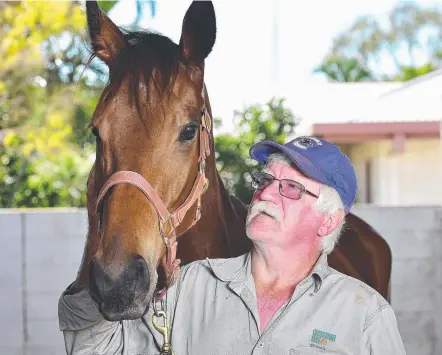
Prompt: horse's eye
<box><xmin>91</xmin><ymin>126</ymin><xmax>100</xmax><ymax>138</ymax></box>
<box><xmin>180</xmin><ymin>123</ymin><xmax>198</xmax><ymax>142</ymax></box>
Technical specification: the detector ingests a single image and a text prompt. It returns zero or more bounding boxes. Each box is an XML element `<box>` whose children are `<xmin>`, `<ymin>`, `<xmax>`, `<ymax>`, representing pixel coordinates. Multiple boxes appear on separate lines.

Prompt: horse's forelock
<box><xmin>92</xmin><ymin>30</ymin><xmax>195</xmax><ymax>124</ymax></box>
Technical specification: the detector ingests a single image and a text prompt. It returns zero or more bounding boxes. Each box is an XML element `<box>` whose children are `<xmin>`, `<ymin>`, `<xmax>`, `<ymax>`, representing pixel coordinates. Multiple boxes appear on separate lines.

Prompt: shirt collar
<box><xmin>207</xmin><ymin>251</ymin><xmax>330</xmax><ymax>293</ymax></box>
<box><xmin>311</xmin><ymin>252</ymin><xmax>330</xmax><ymax>281</ymax></box>
<box><xmin>206</xmin><ymin>252</ymin><xmax>251</xmax><ymax>283</ymax></box>
<box><xmin>304</xmin><ymin>252</ymin><xmax>330</xmax><ymax>294</ymax></box>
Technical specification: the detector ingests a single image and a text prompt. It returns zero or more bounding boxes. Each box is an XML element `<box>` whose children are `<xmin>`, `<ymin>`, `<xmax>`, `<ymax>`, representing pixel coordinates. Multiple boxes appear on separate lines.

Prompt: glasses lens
<box><xmin>280</xmin><ymin>179</ymin><xmax>303</xmax><ymax>199</ymax></box>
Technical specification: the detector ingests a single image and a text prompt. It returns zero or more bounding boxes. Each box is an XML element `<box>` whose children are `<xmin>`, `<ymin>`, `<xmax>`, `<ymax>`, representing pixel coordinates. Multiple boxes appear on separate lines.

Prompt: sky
<box><xmin>108</xmin><ymin>0</ymin><xmax>442</xmax><ymax>133</ymax></box>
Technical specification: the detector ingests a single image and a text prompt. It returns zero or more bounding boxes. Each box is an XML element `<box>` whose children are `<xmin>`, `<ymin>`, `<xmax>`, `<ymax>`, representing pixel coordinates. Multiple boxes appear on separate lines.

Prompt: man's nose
<box><xmin>258</xmin><ymin>180</ymin><xmax>281</xmax><ymax>201</ymax></box>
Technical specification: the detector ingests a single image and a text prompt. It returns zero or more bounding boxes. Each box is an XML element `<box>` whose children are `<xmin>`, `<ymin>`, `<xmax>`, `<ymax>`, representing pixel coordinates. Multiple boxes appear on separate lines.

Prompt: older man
<box><xmin>59</xmin><ymin>136</ymin><xmax>406</xmax><ymax>354</ymax></box>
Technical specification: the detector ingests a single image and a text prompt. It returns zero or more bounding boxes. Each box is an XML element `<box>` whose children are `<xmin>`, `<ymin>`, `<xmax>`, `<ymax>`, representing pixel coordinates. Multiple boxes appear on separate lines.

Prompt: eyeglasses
<box><xmin>251</xmin><ymin>172</ymin><xmax>319</xmax><ymax>200</ymax></box>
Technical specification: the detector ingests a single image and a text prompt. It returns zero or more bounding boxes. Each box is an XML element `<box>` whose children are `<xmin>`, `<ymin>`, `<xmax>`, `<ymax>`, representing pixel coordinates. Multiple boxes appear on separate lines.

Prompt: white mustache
<box><xmin>246</xmin><ymin>201</ymin><xmax>282</xmax><ymax>223</ymax></box>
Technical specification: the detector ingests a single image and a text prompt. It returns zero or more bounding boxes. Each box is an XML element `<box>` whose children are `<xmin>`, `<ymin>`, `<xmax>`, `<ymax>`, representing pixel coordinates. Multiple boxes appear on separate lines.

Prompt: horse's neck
<box><xmin>216</xmin><ymin>172</ymin><xmax>252</xmax><ymax>257</ymax></box>
<box><xmin>176</xmin><ymin>160</ymin><xmax>252</xmax><ymax>264</ymax></box>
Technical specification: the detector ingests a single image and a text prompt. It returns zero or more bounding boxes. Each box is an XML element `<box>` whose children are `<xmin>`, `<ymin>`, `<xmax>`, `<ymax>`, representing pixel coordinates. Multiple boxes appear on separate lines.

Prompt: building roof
<box><xmin>292</xmin><ymin>72</ymin><xmax>442</xmax><ymax>138</ymax></box>
<box><xmin>210</xmin><ymin>80</ymin><xmax>403</xmax><ymax>136</ymax></box>
<box><xmin>279</xmin><ymin>82</ymin><xmax>402</xmax><ymax>135</ymax></box>
<box><xmin>363</xmin><ymin>68</ymin><xmax>442</xmax><ymax>123</ymax></box>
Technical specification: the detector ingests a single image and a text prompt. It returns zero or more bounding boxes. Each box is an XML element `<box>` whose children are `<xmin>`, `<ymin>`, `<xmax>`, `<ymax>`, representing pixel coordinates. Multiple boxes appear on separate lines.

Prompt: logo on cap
<box><xmin>291</xmin><ymin>136</ymin><xmax>323</xmax><ymax>150</ymax></box>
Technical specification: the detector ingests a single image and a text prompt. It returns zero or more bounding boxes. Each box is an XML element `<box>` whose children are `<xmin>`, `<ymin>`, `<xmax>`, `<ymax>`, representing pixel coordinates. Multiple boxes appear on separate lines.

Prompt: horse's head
<box><xmin>84</xmin><ymin>1</ymin><xmax>216</xmax><ymax>321</ymax></box>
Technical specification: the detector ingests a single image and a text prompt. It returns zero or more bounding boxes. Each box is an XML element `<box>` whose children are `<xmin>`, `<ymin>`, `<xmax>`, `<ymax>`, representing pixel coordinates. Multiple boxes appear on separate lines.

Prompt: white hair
<box><xmin>265</xmin><ymin>153</ymin><xmax>345</xmax><ymax>254</ymax></box>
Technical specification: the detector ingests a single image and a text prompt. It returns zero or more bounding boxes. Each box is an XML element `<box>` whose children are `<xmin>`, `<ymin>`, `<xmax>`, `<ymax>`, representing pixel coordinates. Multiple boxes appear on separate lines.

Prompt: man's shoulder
<box><xmin>325</xmin><ymin>267</ymin><xmax>391</xmax><ymax>315</ymax></box>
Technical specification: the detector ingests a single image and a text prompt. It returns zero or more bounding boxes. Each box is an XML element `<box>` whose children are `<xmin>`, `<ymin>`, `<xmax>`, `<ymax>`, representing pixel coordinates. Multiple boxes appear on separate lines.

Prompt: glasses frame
<box><xmin>251</xmin><ymin>171</ymin><xmax>319</xmax><ymax>200</ymax></box>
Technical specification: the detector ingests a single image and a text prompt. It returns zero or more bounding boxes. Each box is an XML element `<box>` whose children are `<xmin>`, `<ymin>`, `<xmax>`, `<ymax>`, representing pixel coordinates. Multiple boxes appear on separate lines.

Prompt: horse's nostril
<box><xmin>130</xmin><ymin>255</ymin><xmax>149</xmax><ymax>291</ymax></box>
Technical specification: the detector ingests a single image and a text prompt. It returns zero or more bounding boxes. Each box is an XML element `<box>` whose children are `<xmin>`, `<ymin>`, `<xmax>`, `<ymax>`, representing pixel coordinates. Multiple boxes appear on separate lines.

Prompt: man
<box><xmin>59</xmin><ymin>136</ymin><xmax>406</xmax><ymax>354</ymax></box>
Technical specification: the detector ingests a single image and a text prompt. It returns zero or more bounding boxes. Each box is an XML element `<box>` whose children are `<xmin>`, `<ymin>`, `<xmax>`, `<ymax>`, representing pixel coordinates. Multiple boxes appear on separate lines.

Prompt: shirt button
<box><xmin>258</xmin><ymin>342</ymin><xmax>264</xmax><ymax>348</ymax></box>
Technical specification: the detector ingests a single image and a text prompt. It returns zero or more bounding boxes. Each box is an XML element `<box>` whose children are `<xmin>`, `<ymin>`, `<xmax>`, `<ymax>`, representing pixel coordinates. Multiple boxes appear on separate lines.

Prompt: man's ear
<box><xmin>318</xmin><ymin>209</ymin><xmax>345</xmax><ymax>237</ymax></box>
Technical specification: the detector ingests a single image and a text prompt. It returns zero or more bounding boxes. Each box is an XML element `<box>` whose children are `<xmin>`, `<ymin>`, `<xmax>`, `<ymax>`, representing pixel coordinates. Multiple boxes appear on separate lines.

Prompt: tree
<box><xmin>0</xmin><ymin>0</ymin><xmax>157</xmax><ymax>132</ymax></box>
<box><xmin>0</xmin><ymin>0</ymin><xmax>159</xmax><ymax>208</ymax></box>
<box><xmin>392</xmin><ymin>63</ymin><xmax>439</xmax><ymax>81</ymax></box>
<box><xmin>0</xmin><ymin>1</ymin><xmax>97</xmax><ymax>207</ymax></box>
<box><xmin>215</xmin><ymin>98</ymin><xmax>300</xmax><ymax>204</ymax></box>
<box><xmin>314</xmin><ymin>57</ymin><xmax>373</xmax><ymax>82</ymax></box>
<box><xmin>0</xmin><ymin>115</ymin><xmax>93</xmax><ymax>208</ymax></box>
<box><xmin>315</xmin><ymin>1</ymin><xmax>442</xmax><ymax>82</ymax></box>
<box><xmin>0</xmin><ymin>1</ymin><xmax>86</xmax><ymax>129</ymax></box>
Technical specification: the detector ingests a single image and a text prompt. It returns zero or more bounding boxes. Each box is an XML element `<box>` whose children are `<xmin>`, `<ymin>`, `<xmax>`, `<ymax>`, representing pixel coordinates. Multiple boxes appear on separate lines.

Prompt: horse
<box><xmin>72</xmin><ymin>0</ymin><xmax>392</xmax><ymax>322</ymax></box>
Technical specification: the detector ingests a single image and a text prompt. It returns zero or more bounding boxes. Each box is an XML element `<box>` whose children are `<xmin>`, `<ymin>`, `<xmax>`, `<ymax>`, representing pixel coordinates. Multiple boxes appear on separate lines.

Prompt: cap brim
<box><xmin>249</xmin><ymin>141</ymin><xmax>333</xmax><ymax>187</ymax></box>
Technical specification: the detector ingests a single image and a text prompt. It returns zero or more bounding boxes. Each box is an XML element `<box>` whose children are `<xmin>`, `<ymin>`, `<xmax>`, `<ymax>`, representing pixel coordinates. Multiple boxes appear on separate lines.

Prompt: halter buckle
<box><xmin>159</xmin><ymin>217</ymin><xmax>175</xmax><ymax>245</ymax></box>
<box><xmin>199</xmin><ymin>160</ymin><xmax>205</xmax><ymax>174</ymax></box>
<box><xmin>201</xmin><ymin>107</ymin><xmax>207</xmax><ymax>129</ymax></box>
<box><xmin>202</xmin><ymin>178</ymin><xmax>209</xmax><ymax>193</ymax></box>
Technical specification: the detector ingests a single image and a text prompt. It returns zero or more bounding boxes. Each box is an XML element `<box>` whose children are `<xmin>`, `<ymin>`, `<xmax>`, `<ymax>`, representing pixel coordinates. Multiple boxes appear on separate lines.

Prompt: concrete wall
<box><xmin>352</xmin><ymin>205</ymin><xmax>442</xmax><ymax>355</ymax></box>
<box><xmin>0</xmin><ymin>209</ymin><xmax>87</xmax><ymax>355</ymax></box>
<box><xmin>349</xmin><ymin>139</ymin><xmax>442</xmax><ymax>206</ymax></box>
<box><xmin>1</xmin><ymin>206</ymin><xmax>441</xmax><ymax>354</ymax></box>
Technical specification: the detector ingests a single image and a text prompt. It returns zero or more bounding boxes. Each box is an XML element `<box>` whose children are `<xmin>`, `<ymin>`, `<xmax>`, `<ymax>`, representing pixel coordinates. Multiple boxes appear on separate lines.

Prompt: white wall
<box><xmin>350</xmin><ymin>139</ymin><xmax>442</xmax><ymax>206</ymax></box>
<box><xmin>1</xmin><ymin>207</ymin><xmax>441</xmax><ymax>355</ymax></box>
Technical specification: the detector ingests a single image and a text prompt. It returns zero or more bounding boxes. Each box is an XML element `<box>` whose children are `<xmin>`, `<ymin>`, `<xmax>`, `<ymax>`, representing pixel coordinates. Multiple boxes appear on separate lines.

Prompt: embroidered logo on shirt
<box><xmin>310</xmin><ymin>329</ymin><xmax>336</xmax><ymax>350</ymax></box>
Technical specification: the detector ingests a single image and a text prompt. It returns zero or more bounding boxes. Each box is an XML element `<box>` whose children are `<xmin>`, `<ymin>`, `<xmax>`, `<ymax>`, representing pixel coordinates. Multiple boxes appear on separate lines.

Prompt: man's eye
<box><xmin>286</xmin><ymin>182</ymin><xmax>300</xmax><ymax>190</ymax></box>
<box><xmin>180</xmin><ymin>123</ymin><xmax>198</xmax><ymax>142</ymax></box>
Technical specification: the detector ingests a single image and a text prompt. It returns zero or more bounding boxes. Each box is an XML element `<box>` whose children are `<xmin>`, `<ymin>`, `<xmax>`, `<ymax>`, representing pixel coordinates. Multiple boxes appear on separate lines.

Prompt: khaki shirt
<box><xmin>58</xmin><ymin>252</ymin><xmax>406</xmax><ymax>355</ymax></box>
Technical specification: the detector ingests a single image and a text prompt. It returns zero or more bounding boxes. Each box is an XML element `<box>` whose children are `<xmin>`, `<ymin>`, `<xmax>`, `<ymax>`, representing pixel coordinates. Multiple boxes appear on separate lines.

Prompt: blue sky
<box><xmin>107</xmin><ymin>0</ymin><xmax>442</xmax><ymax>132</ymax></box>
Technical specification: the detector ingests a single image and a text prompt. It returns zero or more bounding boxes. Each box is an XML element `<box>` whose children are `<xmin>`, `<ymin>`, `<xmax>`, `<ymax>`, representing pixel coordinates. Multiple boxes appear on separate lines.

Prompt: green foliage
<box><xmin>314</xmin><ymin>56</ymin><xmax>373</xmax><ymax>82</ymax></box>
<box><xmin>0</xmin><ymin>0</ymin><xmax>157</xmax><ymax>208</ymax></box>
<box><xmin>215</xmin><ymin>98</ymin><xmax>300</xmax><ymax>204</ymax></box>
<box><xmin>0</xmin><ymin>129</ymin><xmax>94</xmax><ymax>208</ymax></box>
<box><xmin>316</xmin><ymin>2</ymin><xmax>442</xmax><ymax>82</ymax></box>
<box><xmin>393</xmin><ymin>63</ymin><xmax>439</xmax><ymax>82</ymax></box>
<box><xmin>0</xmin><ymin>1</ymin><xmax>96</xmax><ymax>208</ymax></box>
<box><xmin>0</xmin><ymin>1</ymin><xmax>89</xmax><ymax>113</ymax></box>
<box><xmin>97</xmin><ymin>0</ymin><xmax>118</xmax><ymax>14</ymax></box>
<box><xmin>0</xmin><ymin>146</ymin><xmax>93</xmax><ymax>208</ymax></box>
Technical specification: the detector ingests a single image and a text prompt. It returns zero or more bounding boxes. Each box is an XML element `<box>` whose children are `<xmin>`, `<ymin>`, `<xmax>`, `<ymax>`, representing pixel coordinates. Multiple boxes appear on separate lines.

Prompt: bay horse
<box><xmin>72</xmin><ymin>0</ymin><xmax>392</xmax><ymax>321</ymax></box>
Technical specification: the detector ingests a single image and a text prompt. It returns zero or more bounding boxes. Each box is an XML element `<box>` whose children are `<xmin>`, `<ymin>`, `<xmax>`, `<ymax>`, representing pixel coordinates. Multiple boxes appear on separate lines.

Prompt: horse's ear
<box><xmin>86</xmin><ymin>1</ymin><xmax>126</xmax><ymax>65</ymax></box>
<box><xmin>179</xmin><ymin>1</ymin><xmax>216</xmax><ymax>64</ymax></box>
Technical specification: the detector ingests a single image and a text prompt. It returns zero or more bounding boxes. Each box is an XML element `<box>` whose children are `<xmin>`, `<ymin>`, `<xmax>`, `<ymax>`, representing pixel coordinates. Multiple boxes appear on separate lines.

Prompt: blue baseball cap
<box><xmin>249</xmin><ymin>136</ymin><xmax>357</xmax><ymax>214</ymax></box>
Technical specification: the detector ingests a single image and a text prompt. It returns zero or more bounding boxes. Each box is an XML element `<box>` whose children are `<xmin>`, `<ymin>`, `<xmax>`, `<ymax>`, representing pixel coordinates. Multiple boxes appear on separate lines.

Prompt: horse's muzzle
<box><xmin>89</xmin><ymin>254</ymin><xmax>151</xmax><ymax>321</ymax></box>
